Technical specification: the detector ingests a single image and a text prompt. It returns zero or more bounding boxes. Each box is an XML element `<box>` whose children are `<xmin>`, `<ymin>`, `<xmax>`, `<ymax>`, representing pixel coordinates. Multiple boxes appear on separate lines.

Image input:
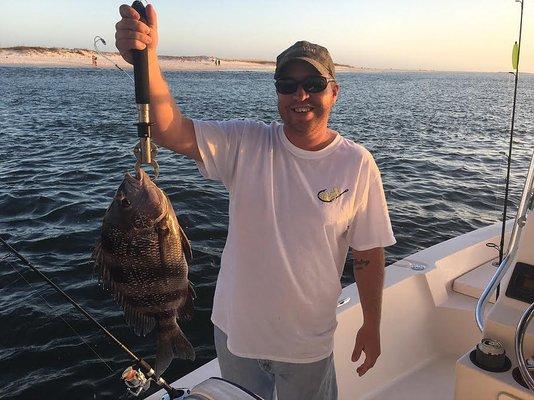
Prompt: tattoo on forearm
<box><xmin>354</xmin><ymin>258</ymin><xmax>370</xmax><ymax>269</ymax></box>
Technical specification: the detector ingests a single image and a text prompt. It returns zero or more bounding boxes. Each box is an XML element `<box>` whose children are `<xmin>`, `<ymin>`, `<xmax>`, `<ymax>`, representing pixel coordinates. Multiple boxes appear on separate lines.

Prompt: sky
<box><xmin>1</xmin><ymin>0</ymin><xmax>533</xmax><ymax>73</ymax></box>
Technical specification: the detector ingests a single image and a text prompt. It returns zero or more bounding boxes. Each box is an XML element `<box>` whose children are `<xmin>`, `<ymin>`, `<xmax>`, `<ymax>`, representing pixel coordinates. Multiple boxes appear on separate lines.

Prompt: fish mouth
<box><xmin>116</xmin><ymin>170</ymin><xmax>145</xmax><ymax>201</ymax></box>
<box><xmin>124</xmin><ymin>169</ymin><xmax>147</xmax><ymax>186</ymax></box>
<box><xmin>121</xmin><ymin>169</ymin><xmax>168</xmax><ymax>222</ymax></box>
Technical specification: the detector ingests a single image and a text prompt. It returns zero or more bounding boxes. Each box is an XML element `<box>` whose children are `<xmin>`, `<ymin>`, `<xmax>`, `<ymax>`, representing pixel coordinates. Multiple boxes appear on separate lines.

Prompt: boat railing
<box><xmin>475</xmin><ymin>152</ymin><xmax>534</xmax><ymax>332</ymax></box>
<box><xmin>515</xmin><ymin>300</ymin><xmax>534</xmax><ymax>390</ymax></box>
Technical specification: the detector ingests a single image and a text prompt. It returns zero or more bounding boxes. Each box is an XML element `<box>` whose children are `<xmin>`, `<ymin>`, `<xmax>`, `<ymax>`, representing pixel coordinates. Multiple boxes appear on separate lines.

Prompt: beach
<box><xmin>0</xmin><ymin>46</ymin><xmax>360</xmax><ymax>73</ymax></box>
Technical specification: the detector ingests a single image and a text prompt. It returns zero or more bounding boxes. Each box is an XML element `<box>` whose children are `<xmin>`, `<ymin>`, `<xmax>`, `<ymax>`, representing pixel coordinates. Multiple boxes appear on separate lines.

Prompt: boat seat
<box><xmin>452</xmin><ymin>259</ymin><xmax>498</xmax><ymax>303</ymax></box>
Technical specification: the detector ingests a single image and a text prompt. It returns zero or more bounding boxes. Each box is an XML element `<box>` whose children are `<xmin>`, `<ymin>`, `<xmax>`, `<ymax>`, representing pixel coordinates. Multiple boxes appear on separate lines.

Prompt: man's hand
<box><xmin>351</xmin><ymin>247</ymin><xmax>384</xmax><ymax>377</ymax></box>
<box><xmin>115</xmin><ymin>3</ymin><xmax>159</xmax><ymax>64</ymax></box>
<box><xmin>351</xmin><ymin>323</ymin><xmax>381</xmax><ymax>377</ymax></box>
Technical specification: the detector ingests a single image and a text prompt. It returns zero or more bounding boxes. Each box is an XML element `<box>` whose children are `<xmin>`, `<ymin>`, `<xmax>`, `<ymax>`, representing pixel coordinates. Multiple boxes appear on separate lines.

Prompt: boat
<box><xmin>2</xmin><ymin>2</ymin><xmax>531</xmax><ymax>398</ymax></box>
<box><xmin>93</xmin><ymin>1</ymin><xmax>520</xmax><ymax>397</ymax></box>
<box><xmin>141</xmin><ymin>1</ymin><xmax>534</xmax><ymax>397</ymax></box>
<box><xmin>144</xmin><ymin>153</ymin><xmax>533</xmax><ymax>399</ymax></box>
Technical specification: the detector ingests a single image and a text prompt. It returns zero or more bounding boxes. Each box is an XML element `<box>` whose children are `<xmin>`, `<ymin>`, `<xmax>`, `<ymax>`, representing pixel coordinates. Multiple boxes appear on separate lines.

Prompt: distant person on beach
<box><xmin>92</xmin><ymin>55</ymin><xmax>98</xmax><ymax>67</ymax></box>
<box><xmin>115</xmin><ymin>4</ymin><xmax>395</xmax><ymax>400</ymax></box>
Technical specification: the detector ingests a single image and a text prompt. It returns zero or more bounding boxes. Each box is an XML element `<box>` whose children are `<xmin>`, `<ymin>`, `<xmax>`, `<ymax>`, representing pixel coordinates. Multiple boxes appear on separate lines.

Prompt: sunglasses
<box><xmin>275</xmin><ymin>76</ymin><xmax>336</xmax><ymax>95</ymax></box>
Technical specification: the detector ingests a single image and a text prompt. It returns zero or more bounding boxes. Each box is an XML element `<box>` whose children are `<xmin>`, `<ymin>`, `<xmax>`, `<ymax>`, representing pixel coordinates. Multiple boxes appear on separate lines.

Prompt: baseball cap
<box><xmin>275</xmin><ymin>40</ymin><xmax>336</xmax><ymax>80</ymax></box>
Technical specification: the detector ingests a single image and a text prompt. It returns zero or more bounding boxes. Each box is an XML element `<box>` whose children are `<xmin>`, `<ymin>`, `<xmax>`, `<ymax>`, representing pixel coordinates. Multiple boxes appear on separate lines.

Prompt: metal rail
<box><xmin>475</xmin><ymin>152</ymin><xmax>534</xmax><ymax>332</ymax></box>
<box><xmin>515</xmin><ymin>301</ymin><xmax>534</xmax><ymax>391</ymax></box>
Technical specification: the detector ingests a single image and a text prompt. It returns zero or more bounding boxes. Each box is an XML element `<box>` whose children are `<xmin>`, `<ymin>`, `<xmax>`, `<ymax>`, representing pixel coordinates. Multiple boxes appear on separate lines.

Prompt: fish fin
<box><xmin>92</xmin><ymin>241</ymin><xmax>114</xmax><ymax>290</ymax></box>
<box><xmin>164</xmin><ymin>193</ymin><xmax>192</xmax><ymax>260</ymax></box>
<box><xmin>180</xmin><ymin>282</ymin><xmax>196</xmax><ymax>321</ymax></box>
<box><xmin>123</xmin><ymin>304</ymin><xmax>156</xmax><ymax>337</ymax></box>
<box><xmin>93</xmin><ymin>242</ymin><xmax>156</xmax><ymax>336</ymax></box>
<box><xmin>189</xmin><ymin>281</ymin><xmax>197</xmax><ymax>300</ymax></box>
<box><xmin>178</xmin><ymin>224</ymin><xmax>193</xmax><ymax>261</ymax></box>
<box><xmin>92</xmin><ymin>242</ymin><xmax>122</xmax><ymax>293</ymax></box>
<box><xmin>155</xmin><ymin>323</ymin><xmax>195</xmax><ymax>376</ymax></box>
<box><xmin>92</xmin><ymin>241</ymin><xmax>104</xmax><ymax>277</ymax></box>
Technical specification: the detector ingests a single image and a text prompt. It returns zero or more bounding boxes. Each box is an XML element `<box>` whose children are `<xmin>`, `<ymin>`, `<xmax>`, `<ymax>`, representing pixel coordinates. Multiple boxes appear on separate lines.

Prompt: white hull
<box><xmin>148</xmin><ymin>219</ymin><xmax>534</xmax><ymax>400</ymax></box>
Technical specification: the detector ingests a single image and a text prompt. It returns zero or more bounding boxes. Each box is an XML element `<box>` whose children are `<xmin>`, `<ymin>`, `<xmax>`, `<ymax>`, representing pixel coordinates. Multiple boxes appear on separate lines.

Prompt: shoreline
<box><xmin>0</xmin><ymin>46</ymin><xmax>361</xmax><ymax>73</ymax></box>
<box><xmin>0</xmin><ymin>46</ymin><xmax>393</xmax><ymax>73</ymax></box>
<box><xmin>1</xmin><ymin>47</ymin><xmax>524</xmax><ymax>75</ymax></box>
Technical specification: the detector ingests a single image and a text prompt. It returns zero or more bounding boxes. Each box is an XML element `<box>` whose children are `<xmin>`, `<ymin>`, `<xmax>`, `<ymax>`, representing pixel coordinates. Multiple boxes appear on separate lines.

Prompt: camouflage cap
<box><xmin>275</xmin><ymin>40</ymin><xmax>336</xmax><ymax>80</ymax></box>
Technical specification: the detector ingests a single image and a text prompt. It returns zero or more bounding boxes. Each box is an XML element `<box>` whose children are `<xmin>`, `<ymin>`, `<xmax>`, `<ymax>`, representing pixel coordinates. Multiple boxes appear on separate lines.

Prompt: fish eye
<box><xmin>121</xmin><ymin>198</ymin><xmax>131</xmax><ymax>208</ymax></box>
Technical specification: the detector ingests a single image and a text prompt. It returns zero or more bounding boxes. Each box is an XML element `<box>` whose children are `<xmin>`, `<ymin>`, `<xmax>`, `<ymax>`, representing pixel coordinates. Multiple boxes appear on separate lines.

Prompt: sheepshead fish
<box><xmin>93</xmin><ymin>169</ymin><xmax>195</xmax><ymax>375</ymax></box>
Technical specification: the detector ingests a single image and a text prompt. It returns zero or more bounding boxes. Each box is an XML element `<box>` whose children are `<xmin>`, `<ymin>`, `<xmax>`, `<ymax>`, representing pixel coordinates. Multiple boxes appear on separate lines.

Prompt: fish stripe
<box><xmin>112</xmin><ymin>276</ymin><xmax>187</xmax><ymax>295</ymax></box>
<box><xmin>99</xmin><ymin>258</ymin><xmax>187</xmax><ymax>284</ymax></box>
<box><xmin>93</xmin><ymin>170</ymin><xmax>196</xmax><ymax>371</ymax></box>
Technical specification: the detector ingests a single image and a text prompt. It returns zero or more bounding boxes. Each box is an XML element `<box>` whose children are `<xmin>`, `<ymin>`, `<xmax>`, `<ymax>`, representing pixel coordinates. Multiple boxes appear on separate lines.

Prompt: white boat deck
<box><xmin>364</xmin><ymin>354</ymin><xmax>457</xmax><ymax>400</ymax></box>
<box><xmin>453</xmin><ymin>258</ymin><xmax>498</xmax><ymax>303</ymax></box>
<box><xmin>147</xmin><ymin>219</ymin><xmax>534</xmax><ymax>400</ymax></box>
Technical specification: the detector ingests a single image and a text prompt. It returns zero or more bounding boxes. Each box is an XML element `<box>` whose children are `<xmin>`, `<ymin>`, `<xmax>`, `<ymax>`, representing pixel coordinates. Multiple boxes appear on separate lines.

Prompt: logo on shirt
<box><xmin>317</xmin><ymin>187</ymin><xmax>349</xmax><ymax>203</ymax></box>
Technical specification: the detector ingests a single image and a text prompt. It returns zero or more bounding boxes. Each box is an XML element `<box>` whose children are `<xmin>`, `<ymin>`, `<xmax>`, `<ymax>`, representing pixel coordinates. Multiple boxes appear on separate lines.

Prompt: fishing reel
<box><xmin>122</xmin><ymin>365</ymin><xmax>151</xmax><ymax>396</ymax></box>
<box><xmin>122</xmin><ymin>363</ymin><xmax>191</xmax><ymax>399</ymax></box>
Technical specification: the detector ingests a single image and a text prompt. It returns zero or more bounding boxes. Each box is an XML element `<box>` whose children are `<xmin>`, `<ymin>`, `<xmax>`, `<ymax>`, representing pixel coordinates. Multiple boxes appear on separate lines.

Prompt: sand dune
<box><xmin>0</xmin><ymin>46</ymin><xmax>358</xmax><ymax>73</ymax></box>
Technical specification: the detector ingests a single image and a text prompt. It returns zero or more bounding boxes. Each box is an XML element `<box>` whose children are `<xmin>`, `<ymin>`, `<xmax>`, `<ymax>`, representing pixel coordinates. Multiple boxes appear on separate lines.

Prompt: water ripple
<box><xmin>0</xmin><ymin>66</ymin><xmax>532</xmax><ymax>399</ymax></box>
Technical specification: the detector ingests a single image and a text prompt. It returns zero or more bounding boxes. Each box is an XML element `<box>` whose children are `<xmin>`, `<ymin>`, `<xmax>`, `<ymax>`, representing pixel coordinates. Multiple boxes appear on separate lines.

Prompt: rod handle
<box><xmin>131</xmin><ymin>1</ymin><xmax>150</xmax><ymax>105</ymax></box>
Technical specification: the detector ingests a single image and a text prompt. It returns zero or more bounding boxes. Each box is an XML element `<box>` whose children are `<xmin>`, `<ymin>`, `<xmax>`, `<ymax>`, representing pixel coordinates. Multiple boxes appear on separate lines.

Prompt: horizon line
<box><xmin>1</xmin><ymin>45</ymin><xmax>532</xmax><ymax>76</ymax></box>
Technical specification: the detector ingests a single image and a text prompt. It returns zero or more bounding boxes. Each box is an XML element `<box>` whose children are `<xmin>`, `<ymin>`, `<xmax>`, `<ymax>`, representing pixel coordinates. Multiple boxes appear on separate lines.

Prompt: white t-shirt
<box><xmin>193</xmin><ymin>119</ymin><xmax>396</xmax><ymax>363</ymax></box>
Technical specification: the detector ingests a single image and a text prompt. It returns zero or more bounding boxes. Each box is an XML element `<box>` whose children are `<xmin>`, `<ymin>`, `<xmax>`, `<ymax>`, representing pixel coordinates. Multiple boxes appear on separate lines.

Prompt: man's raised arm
<box><xmin>115</xmin><ymin>4</ymin><xmax>201</xmax><ymax>161</ymax></box>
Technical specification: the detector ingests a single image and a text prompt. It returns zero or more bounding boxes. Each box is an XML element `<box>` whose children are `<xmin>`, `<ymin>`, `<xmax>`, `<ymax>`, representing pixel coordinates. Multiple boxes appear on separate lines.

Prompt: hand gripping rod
<box><xmin>131</xmin><ymin>0</ymin><xmax>159</xmax><ymax>178</ymax></box>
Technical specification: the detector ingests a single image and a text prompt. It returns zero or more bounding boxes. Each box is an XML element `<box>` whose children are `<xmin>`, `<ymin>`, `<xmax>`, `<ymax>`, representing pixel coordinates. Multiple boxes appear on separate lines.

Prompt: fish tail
<box><xmin>155</xmin><ymin>320</ymin><xmax>195</xmax><ymax>376</ymax></box>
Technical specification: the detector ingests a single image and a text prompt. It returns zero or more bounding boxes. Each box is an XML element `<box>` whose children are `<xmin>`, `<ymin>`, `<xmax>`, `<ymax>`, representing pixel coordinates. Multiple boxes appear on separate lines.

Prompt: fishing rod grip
<box><xmin>131</xmin><ymin>1</ymin><xmax>150</xmax><ymax>105</ymax></box>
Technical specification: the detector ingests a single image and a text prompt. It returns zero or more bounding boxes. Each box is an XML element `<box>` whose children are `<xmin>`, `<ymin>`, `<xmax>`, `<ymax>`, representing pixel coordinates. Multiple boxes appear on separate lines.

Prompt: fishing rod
<box><xmin>131</xmin><ymin>0</ymin><xmax>159</xmax><ymax>179</ymax></box>
<box><xmin>498</xmin><ymin>0</ymin><xmax>525</xmax><ymax>268</ymax></box>
<box><xmin>0</xmin><ymin>236</ymin><xmax>189</xmax><ymax>398</ymax></box>
<box><xmin>0</xmin><ymin>2</ymin><xmax>174</xmax><ymax>394</ymax></box>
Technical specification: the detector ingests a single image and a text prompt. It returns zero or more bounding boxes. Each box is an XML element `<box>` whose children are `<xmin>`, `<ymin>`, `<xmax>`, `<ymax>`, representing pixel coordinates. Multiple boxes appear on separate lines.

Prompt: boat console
<box><xmin>455</xmin><ymin>154</ymin><xmax>534</xmax><ymax>399</ymax></box>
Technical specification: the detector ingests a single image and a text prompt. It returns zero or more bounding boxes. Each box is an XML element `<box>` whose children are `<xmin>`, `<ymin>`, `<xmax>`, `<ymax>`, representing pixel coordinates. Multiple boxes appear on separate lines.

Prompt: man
<box><xmin>115</xmin><ymin>4</ymin><xmax>395</xmax><ymax>400</ymax></box>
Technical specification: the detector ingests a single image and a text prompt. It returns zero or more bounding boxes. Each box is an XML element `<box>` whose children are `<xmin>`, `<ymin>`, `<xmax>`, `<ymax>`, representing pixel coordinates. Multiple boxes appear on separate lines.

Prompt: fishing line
<box><xmin>0</xmin><ymin>252</ymin><xmax>115</xmax><ymax>373</ymax></box>
<box><xmin>0</xmin><ymin>237</ymin><xmax>136</xmax><ymax>360</ymax></box>
<box><xmin>93</xmin><ymin>36</ymin><xmax>135</xmax><ymax>84</ymax></box>
<box><xmin>493</xmin><ymin>0</ymin><xmax>525</xmax><ymax>301</ymax></box>
<box><xmin>0</xmin><ymin>255</ymin><xmax>26</xmax><ymax>290</ymax></box>
<box><xmin>0</xmin><ymin>236</ymin><xmax>186</xmax><ymax>398</ymax></box>
<box><xmin>487</xmin><ymin>72</ymin><xmax>519</xmax><ymax>254</ymax></box>
<box><xmin>93</xmin><ymin>0</ymin><xmax>151</xmax><ymax>82</ymax></box>
<box><xmin>493</xmin><ymin>72</ymin><xmax>518</xmax><ymax>212</ymax></box>
<box><xmin>499</xmin><ymin>0</ymin><xmax>524</xmax><ymax>266</ymax></box>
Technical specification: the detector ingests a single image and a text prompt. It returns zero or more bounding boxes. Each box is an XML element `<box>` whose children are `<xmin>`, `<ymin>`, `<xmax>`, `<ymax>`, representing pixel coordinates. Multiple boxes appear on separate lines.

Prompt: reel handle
<box><xmin>131</xmin><ymin>1</ymin><xmax>150</xmax><ymax>105</ymax></box>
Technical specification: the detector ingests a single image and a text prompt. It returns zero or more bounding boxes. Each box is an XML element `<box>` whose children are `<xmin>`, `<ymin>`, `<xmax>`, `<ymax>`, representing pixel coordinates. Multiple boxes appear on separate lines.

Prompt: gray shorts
<box><xmin>214</xmin><ymin>326</ymin><xmax>338</xmax><ymax>400</ymax></box>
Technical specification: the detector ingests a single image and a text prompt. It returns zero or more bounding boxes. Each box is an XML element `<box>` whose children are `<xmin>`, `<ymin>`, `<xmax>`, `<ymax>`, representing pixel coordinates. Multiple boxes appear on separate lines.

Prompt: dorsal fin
<box><xmin>178</xmin><ymin>223</ymin><xmax>193</xmax><ymax>261</ymax></box>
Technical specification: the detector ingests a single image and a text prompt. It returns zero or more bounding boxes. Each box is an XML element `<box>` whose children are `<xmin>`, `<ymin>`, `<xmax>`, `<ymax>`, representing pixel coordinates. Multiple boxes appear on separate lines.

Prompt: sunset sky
<box><xmin>2</xmin><ymin>0</ymin><xmax>532</xmax><ymax>73</ymax></box>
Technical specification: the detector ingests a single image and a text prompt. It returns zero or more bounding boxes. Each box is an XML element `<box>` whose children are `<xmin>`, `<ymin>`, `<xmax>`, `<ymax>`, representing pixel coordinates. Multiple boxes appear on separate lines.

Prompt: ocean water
<box><xmin>0</xmin><ymin>66</ymin><xmax>532</xmax><ymax>399</ymax></box>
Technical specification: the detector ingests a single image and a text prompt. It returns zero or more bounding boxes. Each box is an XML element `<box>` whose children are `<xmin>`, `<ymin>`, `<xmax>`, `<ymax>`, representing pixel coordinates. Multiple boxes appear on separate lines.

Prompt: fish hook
<box><xmin>93</xmin><ymin>35</ymin><xmax>135</xmax><ymax>84</ymax></box>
